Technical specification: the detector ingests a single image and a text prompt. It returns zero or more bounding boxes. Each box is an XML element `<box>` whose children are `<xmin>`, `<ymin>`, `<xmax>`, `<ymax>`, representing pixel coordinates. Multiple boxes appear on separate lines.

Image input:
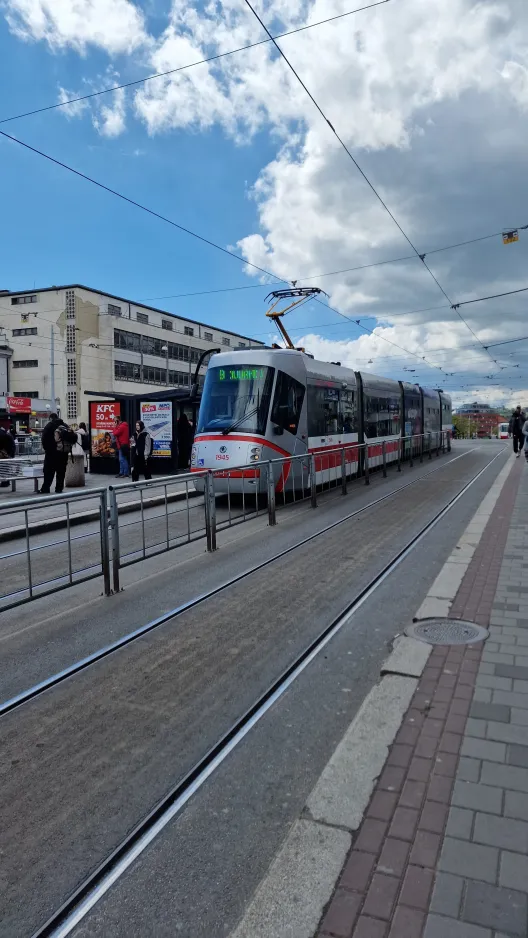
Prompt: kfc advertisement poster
<box><xmin>90</xmin><ymin>401</ymin><xmax>120</xmax><ymax>458</ymax></box>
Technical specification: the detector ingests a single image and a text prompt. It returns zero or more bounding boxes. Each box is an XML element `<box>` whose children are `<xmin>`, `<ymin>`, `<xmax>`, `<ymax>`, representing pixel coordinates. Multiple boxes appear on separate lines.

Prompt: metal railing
<box><xmin>0</xmin><ymin>431</ymin><xmax>451</xmax><ymax>606</ymax></box>
<box><xmin>0</xmin><ymin>487</ymin><xmax>109</xmax><ymax>612</ymax></box>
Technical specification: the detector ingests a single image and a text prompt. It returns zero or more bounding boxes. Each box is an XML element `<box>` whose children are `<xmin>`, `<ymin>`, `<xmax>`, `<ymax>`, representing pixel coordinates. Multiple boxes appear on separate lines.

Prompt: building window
<box><xmin>13</xmin><ymin>359</ymin><xmax>38</xmax><ymax>368</ymax></box>
<box><xmin>67</xmin><ymin>358</ymin><xmax>77</xmax><ymax>385</ymax></box>
<box><xmin>108</xmin><ymin>303</ymin><xmax>121</xmax><ymax>317</ymax></box>
<box><xmin>162</xmin><ymin>319</ymin><xmax>173</xmax><ymax>331</ymax></box>
<box><xmin>222</xmin><ymin>337</ymin><xmax>231</xmax><ymax>346</ymax></box>
<box><xmin>12</xmin><ymin>327</ymin><xmax>38</xmax><ymax>336</ymax></box>
<box><xmin>136</xmin><ymin>312</ymin><xmax>149</xmax><ymax>325</ymax></box>
<box><xmin>65</xmin><ymin>289</ymin><xmax>75</xmax><ymax>320</ymax></box>
<box><xmin>66</xmin><ymin>390</ymin><xmax>78</xmax><ymax>421</ymax></box>
<box><xmin>15</xmin><ymin>391</ymin><xmax>38</xmax><ymax>398</ymax></box>
<box><xmin>66</xmin><ymin>324</ymin><xmax>76</xmax><ymax>353</ymax></box>
<box><xmin>238</xmin><ymin>342</ymin><xmax>246</xmax><ymax>348</ymax></box>
<box><xmin>114</xmin><ymin>360</ymin><xmax>189</xmax><ymax>387</ymax></box>
<box><xmin>114</xmin><ymin>328</ymin><xmax>199</xmax><ymax>364</ymax></box>
<box><xmin>204</xmin><ymin>331</ymin><xmax>213</xmax><ymax>342</ymax></box>
<box><xmin>184</xmin><ymin>326</ymin><xmax>194</xmax><ymax>337</ymax></box>
<box><xmin>11</xmin><ymin>295</ymin><xmax>37</xmax><ymax>305</ymax></box>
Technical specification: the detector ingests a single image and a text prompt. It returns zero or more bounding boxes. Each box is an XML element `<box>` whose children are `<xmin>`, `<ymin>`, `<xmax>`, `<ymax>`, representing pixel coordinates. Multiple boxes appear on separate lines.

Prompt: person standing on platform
<box><xmin>40</xmin><ymin>413</ymin><xmax>70</xmax><ymax>494</ymax></box>
<box><xmin>177</xmin><ymin>413</ymin><xmax>193</xmax><ymax>470</ymax></box>
<box><xmin>131</xmin><ymin>421</ymin><xmax>152</xmax><ymax>481</ymax></box>
<box><xmin>113</xmin><ymin>415</ymin><xmax>131</xmax><ymax>477</ymax></box>
<box><xmin>0</xmin><ymin>426</ymin><xmax>15</xmax><ymax>487</ymax></box>
<box><xmin>508</xmin><ymin>405</ymin><xmax>526</xmax><ymax>457</ymax></box>
<box><xmin>523</xmin><ymin>417</ymin><xmax>528</xmax><ymax>464</ymax></box>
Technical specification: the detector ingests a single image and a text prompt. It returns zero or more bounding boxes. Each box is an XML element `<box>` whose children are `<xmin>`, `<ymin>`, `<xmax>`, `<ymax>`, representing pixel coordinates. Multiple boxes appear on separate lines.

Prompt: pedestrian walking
<box><xmin>523</xmin><ymin>417</ymin><xmax>528</xmax><ymax>464</ymax></box>
<box><xmin>508</xmin><ymin>405</ymin><xmax>526</xmax><ymax>457</ymax></box>
<box><xmin>131</xmin><ymin>421</ymin><xmax>152</xmax><ymax>481</ymax></box>
<box><xmin>0</xmin><ymin>426</ymin><xmax>15</xmax><ymax>487</ymax></box>
<box><xmin>177</xmin><ymin>413</ymin><xmax>193</xmax><ymax>470</ymax></box>
<box><xmin>113</xmin><ymin>415</ymin><xmax>131</xmax><ymax>477</ymax></box>
<box><xmin>40</xmin><ymin>413</ymin><xmax>77</xmax><ymax>494</ymax></box>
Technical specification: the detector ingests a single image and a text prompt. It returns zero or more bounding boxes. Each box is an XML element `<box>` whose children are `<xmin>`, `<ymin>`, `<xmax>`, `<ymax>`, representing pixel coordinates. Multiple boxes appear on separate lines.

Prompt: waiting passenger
<box><xmin>131</xmin><ymin>421</ymin><xmax>152</xmax><ymax>481</ymax></box>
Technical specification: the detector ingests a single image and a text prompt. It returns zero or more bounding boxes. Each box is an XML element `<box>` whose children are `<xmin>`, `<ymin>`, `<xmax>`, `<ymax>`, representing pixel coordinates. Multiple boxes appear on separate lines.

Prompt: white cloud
<box><xmin>3</xmin><ymin>0</ymin><xmax>148</xmax><ymax>53</ymax></box>
<box><xmin>92</xmin><ymin>87</ymin><xmax>126</xmax><ymax>137</ymax></box>
<box><xmin>57</xmin><ymin>86</ymin><xmax>89</xmax><ymax>119</ymax></box>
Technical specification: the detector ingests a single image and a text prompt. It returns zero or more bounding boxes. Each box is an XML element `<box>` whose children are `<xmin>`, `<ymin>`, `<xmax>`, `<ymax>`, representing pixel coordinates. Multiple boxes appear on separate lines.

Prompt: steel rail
<box><xmin>29</xmin><ymin>446</ymin><xmax>506</xmax><ymax>938</ymax></box>
<box><xmin>1</xmin><ymin>447</ymin><xmax>475</xmax><ymax>718</ymax></box>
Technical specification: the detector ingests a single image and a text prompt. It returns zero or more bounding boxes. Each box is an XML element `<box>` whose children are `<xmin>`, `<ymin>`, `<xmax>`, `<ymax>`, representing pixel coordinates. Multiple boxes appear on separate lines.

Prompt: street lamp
<box><xmin>161</xmin><ymin>345</ymin><xmax>169</xmax><ymax>386</ymax></box>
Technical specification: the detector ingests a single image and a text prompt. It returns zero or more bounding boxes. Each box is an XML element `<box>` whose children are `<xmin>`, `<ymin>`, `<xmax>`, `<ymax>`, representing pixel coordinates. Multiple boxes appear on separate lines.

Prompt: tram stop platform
<box><xmin>233</xmin><ymin>452</ymin><xmax>528</xmax><ymax>938</ymax></box>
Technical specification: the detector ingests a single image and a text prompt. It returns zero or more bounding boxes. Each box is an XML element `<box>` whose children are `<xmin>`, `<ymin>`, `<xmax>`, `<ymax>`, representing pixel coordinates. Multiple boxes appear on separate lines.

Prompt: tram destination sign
<box><xmin>219</xmin><ymin>368</ymin><xmax>266</xmax><ymax>381</ymax></box>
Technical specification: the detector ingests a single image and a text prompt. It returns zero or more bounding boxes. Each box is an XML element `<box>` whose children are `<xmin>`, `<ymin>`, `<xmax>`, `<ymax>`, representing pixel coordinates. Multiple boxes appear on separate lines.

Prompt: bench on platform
<box><xmin>0</xmin><ymin>458</ymin><xmax>44</xmax><ymax>493</ymax></box>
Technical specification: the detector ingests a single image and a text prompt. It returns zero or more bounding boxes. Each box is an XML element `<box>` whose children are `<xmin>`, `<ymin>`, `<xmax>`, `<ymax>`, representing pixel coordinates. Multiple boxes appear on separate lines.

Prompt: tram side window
<box><xmin>340</xmin><ymin>389</ymin><xmax>357</xmax><ymax>433</ymax></box>
<box><xmin>364</xmin><ymin>390</ymin><xmax>400</xmax><ymax>437</ymax></box>
<box><xmin>307</xmin><ymin>384</ymin><xmax>341</xmax><ymax>436</ymax></box>
<box><xmin>271</xmin><ymin>371</ymin><xmax>305</xmax><ymax>434</ymax></box>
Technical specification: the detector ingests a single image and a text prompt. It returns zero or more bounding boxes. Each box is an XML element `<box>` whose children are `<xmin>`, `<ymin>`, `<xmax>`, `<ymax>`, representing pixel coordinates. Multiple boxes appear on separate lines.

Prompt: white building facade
<box><xmin>0</xmin><ymin>284</ymin><xmax>263</xmax><ymax>423</ymax></box>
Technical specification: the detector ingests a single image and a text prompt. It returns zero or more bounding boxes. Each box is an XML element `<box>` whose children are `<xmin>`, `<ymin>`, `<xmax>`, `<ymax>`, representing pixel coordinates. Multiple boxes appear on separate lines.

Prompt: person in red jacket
<box><xmin>113</xmin><ymin>415</ymin><xmax>131</xmax><ymax>477</ymax></box>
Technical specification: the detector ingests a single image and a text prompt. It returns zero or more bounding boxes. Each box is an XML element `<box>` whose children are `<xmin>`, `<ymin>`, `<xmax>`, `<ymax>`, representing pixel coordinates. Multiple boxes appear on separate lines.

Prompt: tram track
<box><xmin>2</xmin><ymin>446</ymin><xmax>478</xmax><ymax>718</ymax></box>
<box><xmin>10</xmin><ymin>445</ymin><xmax>506</xmax><ymax>938</ymax></box>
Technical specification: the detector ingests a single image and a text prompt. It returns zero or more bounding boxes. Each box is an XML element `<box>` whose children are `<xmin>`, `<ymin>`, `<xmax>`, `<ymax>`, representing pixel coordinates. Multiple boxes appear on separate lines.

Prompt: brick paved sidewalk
<box><xmin>317</xmin><ymin>457</ymin><xmax>528</xmax><ymax>938</ymax></box>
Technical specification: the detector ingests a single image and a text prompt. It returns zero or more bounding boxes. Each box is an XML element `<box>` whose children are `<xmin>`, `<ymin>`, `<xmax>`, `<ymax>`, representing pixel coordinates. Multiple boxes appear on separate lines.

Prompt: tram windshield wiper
<box><xmin>222</xmin><ymin>405</ymin><xmax>259</xmax><ymax>435</ymax></box>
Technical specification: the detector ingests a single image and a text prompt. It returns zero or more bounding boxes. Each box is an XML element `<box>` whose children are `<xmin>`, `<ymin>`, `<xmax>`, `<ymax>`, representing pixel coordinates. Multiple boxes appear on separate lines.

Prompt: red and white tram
<box><xmin>191</xmin><ymin>348</ymin><xmax>451</xmax><ymax>492</ymax></box>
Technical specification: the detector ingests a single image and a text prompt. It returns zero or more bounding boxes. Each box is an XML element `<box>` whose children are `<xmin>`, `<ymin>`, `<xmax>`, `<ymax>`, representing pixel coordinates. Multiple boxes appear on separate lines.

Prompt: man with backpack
<box><xmin>40</xmin><ymin>413</ymin><xmax>77</xmax><ymax>494</ymax></box>
<box><xmin>508</xmin><ymin>405</ymin><xmax>526</xmax><ymax>457</ymax></box>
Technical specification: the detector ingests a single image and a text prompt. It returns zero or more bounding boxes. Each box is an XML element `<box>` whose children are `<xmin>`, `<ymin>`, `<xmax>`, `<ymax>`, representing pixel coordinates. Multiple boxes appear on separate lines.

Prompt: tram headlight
<box><xmin>191</xmin><ymin>445</ymin><xmax>197</xmax><ymax>465</ymax></box>
<box><xmin>249</xmin><ymin>444</ymin><xmax>262</xmax><ymax>462</ymax></box>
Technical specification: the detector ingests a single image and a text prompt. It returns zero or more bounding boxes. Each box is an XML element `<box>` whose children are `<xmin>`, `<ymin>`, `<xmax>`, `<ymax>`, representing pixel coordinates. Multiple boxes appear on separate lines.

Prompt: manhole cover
<box><xmin>405</xmin><ymin>618</ymin><xmax>488</xmax><ymax>646</ymax></box>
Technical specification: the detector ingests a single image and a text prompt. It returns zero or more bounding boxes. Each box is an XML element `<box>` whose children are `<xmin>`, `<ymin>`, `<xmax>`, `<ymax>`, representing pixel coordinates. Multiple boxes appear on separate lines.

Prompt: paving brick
<box><xmin>486</xmin><ymin>720</ymin><xmax>528</xmax><ymax>745</ymax></box>
<box><xmin>496</xmin><ymin>663</ymin><xmax>528</xmax><ymax>680</ymax></box>
<box><xmin>434</xmin><ymin>752</ymin><xmax>458</xmax><ymax>777</ymax></box>
<box><xmin>445</xmin><ymin>806</ymin><xmax>474</xmax><ymax>840</ymax></box>
<box><xmin>482</xmin><ymin>651</ymin><xmax>515</xmax><ymax>665</ymax></box>
<box><xmin>367</xmin><ymin>791</ymin><xmax>398</xmax><ymax>822</ymax></box>
<box><xmin>340</xmin><ymin>851</ymin><xmax>376</xmax><ymax>893</ymax></box>
<box><xmin>514</xmin><ymin>679</ymin><xmax>528</xmax><ymax>693</ymax></box>
<box><xmin>408</xmin><ymin>758</ymin><xmax>433</xmax><ymax>783</ymax></box>
<box><xmin>429</xmin><ymin>871</ymin><xmax>464</xmax><ymax>918</ymax></box>
<box><xmin>481</xmin><ymin>760</ymin><xmax>528</xmax><ymax>792</ymax></box>
<box><xmin>512</xmin><ymin>707</ymin><xmax>528</xmax><ymax>725</ymax></box>
<box><xmin>395</xmin><ymin>724</ymin><xmax>420</xmax><ymax>747</ymax></box>
<box><xmin>377</xmin><ymin>838</ymin><xmax>409</xmax><ymax>878</ymax></box>
<box><xmin>452</xmin><ymin>780</ymin><xmax>503</xmax><ymax>814</ymax></box>
<box><xmin>507</xmin><ymin>743</ymin><xmax>528</xmax><ymax>767</ymax></box>
<box><xmin>457</xmin><ymin>757</ymin><xmax>481</xmax><ymax>782</ymax></box>
<box><xmin>320</xmin><ymin>889</ymin><xmax>362</xmax><ymax>937</ymax></box>
<box><xmin>444</xmin><ymin>712</ymin><xmax>468</xmax><ymax>734</ymax></box>
<box><xmin>399</xmin><ymin>865</ymin><xmax>433</xmax><ymax>910</ymax></box>
<box><xmin>473</xmin><ymin>687</ymin><xmax>492</xmax><ymax>703</ymax></box>
<box><xmin>462</xmin><ymin>879</ymin><xmax>528</xmax><ymax>936</ymax></box>
<box><xmin>450</xmin><ymin>697</ymin><xmax>471</xmax><ymax>716</ymax></box>
<box><xmin>476</xmin><ymin>674</ymin><xmax>512</xmax><ymax>691</ymax></box>
<box><xmin>387</xmin><ymin>744</ymin><xmax>414</xmax><ymax>768</ymax></box>
<box><xmin>424</xmin><ymin>914</ymin><xmax>492</xmax><ymax>938</ymax></box>
<box><xmin>354</xmin><ymin>819</ymin><xmax>388</xmax><ymax>855</ymax></box>
<box><xmin>421</xmin><ymin>718</ymin><xmax>443</xmax><ymax>739</ymax></box>
<box><xmin>464</xmin><ymin>718</ymin><xmax>486</xmax><ymax>739</ymax></box>
<box><xmin>454</xmin><ymin>683</ymin><xmax>474</xmax><ymax>700</ymax></box>
<box><xmin>460</xmin><ymin>736</ymin><xmax>506</xmax><ymax>763</ymax></box>
<box><xmin>378</xmin><ymin>766</ymin><xmax>406</xmax><ymax>792</ymax></box>
<box><xmin>504</xmin><ymin>789</ymin><xmax>528</xmax><ymax>821</ymax></box>
<box><xmin>470</xmin><ymin>701</ymin><xmax>511</xmax><ymax>722</ymax></box>
<box><xmin>499</xmin><ymin>850</ymin><xmax>528</xmax><ymax>892</ymax></box>
<box><xmin>409</xmin><ymin>830</ymin><xmax>441</xmax><ymax>868</ymax></box>
<box><xmin>388</xmin><ymin>906</ymin><xmax>424</xmax><ymax>938</ymax></box>
<box><xmin>438</xmin><ymin>837</ymin><xmax>498</xmax><ymax>884</ymax></box>
<box><xmin>353</xmin><ymin>917</ymin><xmax>387</xmax><ymax>938</ymax></box>
<box><xmin>427</xmin><ymin>774</ymin><xmax>453</xmax><ymax>803</ymax></box>
<box><xmin>440</xmin><ymin>732</ymin><xmax>463</xmax><ymax>754</ymax></box>
<box><xmin>362</xmin><ymin>873</ymin><xmax>399</xmax><ymax>920</ymax></box>
<box><xmin>399</xmin><ymin>780</ymin><xmax>426</xmax><ymax>810</ymax></box>
<box><xmin>389</xmin><ymin>807</ymin><xmax>419</xmax><ymax>842</ymax></box>
<box><xmin>473</xmin><ymin>811</ymin><xmax>528</xmax><ymax>852</ymax></box>
<box><xmin>493</xmin><ymin>689</ymin><xmax>528</xmax><ymax>709</ymax></box>
<box><xmin>419</xmin><ymin>800</ymin><xmax>448</xmax><ymax>834</ymax></box>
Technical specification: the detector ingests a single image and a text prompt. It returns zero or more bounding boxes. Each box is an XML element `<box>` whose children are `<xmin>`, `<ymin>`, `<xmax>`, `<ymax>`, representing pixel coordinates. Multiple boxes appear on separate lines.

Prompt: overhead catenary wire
<box><xmin>240</xmin><ymin>0</ymin><xmax>506</xmax><ymax>372</ymax></box>
<box><xmin>0</xmin><ymin>130</ymin><xmax>282</xmax><ymax>283</ymax></box>
<box><xmin>0</xmin><ymin>0</ymin><xmax>391</xmax><ymax>127</ymax></box>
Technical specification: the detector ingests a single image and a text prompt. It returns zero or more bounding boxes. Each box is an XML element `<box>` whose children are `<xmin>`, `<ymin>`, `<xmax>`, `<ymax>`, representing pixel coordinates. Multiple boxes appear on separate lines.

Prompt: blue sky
<box><xmin>0</xmin><ymin>0</ymin><xmax>527</xmax><ymax>404</ymax></box>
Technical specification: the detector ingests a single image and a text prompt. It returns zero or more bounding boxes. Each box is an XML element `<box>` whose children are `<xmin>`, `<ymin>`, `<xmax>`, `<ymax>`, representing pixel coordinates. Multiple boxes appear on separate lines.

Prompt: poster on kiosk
<box><xmin>140</xmin><ymin>401</ymin><xmax>172</xmax><ymax>457</ymax></box>
<box><xmin>90</xmin><ymin>401</ymin><xmax>120</xmax><ymax>458</ymax></box>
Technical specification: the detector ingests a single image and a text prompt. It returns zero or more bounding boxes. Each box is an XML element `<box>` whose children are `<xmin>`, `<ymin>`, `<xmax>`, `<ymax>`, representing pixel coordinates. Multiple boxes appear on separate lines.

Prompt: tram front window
<box><xmin>197</xmin><ymin>365</ymin><xmax>275</xmax><ymax>435</ymax></box>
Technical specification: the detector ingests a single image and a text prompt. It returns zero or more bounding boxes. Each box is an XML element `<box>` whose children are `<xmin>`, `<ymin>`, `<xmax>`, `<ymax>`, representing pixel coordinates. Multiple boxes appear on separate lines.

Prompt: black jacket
<box><xmin>509</xmin><ymin>411</ymin><xmax>526</xmax><ymax>435</ymax></box>
<box><xmin>0</xmin><ymin>428</ymin><xmax>15</xmax><ymax>459</ymax></box>
<box><xmin>41</xmin><ymin>418</ymin><xmax>66</xmax><ymax>454</ymax></box>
